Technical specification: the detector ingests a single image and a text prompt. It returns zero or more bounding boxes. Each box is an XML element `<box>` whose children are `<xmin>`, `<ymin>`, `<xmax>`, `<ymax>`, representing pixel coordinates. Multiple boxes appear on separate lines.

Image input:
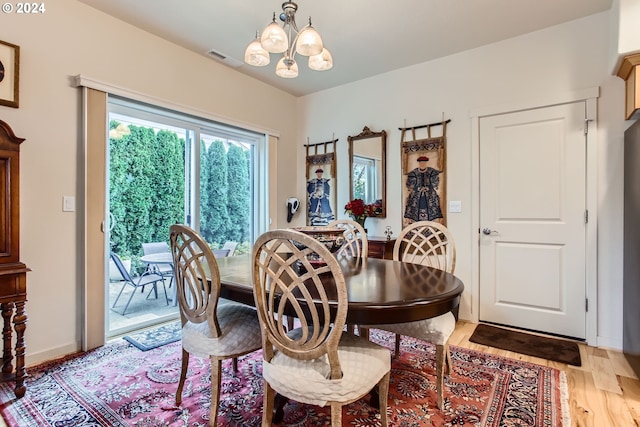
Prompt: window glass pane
<box><xmin>108</xmin><ymin>112</ymin><xmax>187</xmax><ymax>261</ymax></box>
<box><xmin>353</xmin><ymin>155</ymin><xmax>378</xmax><ymax>203</ymax></box>
<box><xmin>198</xmin><ymin>132</ymin><xmax>253</xmax><ymax>256</ymax></box>
<box><xmin>106</xmin><ymin>98</ymin><xmax>265</xmax><ymax>336</ymax></box>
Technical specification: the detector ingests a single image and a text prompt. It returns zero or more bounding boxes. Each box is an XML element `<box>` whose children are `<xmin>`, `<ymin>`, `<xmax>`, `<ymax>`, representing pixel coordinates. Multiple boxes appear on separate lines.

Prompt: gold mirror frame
<box><xmin>348</xmin><ymin>126</ymin><xmax>387</xmax><ymax>218</ymax></box>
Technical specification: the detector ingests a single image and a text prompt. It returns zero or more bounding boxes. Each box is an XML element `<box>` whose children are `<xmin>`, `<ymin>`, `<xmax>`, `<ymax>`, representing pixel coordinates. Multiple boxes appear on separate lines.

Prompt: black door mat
<box><xmin>469</xmin><ymin>323</ymin><xmax>581</xmax><ymax>366</ymax></box>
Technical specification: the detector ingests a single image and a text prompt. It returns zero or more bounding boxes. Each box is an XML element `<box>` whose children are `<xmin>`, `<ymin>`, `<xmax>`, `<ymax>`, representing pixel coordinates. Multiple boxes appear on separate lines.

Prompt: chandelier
<box><xmin>244</xmin><ymin>1</ymin><xmax>333</xmax><ymax>78</ymax></box>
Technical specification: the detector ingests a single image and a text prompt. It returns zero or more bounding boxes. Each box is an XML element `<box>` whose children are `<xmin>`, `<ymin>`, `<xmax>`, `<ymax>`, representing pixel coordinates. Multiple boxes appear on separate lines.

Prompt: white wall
<box><xmin>2</xmin><ymin>0</ymin><xmax>299</xmax><ymax>364</ymax></box>
<box><xmin>617</xmin><ymin>0</ymin><xmax>640</xmax><ymax>60</ymax></box>
<box><xmin>297</xmin><ymin>11</ymin><xmax>628</xmax><ymax>349</ymax></box>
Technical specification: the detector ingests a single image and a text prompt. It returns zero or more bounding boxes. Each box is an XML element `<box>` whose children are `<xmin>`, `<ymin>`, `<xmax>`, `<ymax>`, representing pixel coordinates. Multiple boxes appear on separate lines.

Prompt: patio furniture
<box><xmin>221</xmin><ymin>241</ymin><xmax>238</xmax><ymax>256</ymax></box>
<box><xmin>110</xmin><ymin>252</ymin><xmax>169</xmax><ymax>315</ymax></box>
<box><xmin>142</xmin><ymin>242</ymin><xmax>174</xmax><ymax>285</ymax></box>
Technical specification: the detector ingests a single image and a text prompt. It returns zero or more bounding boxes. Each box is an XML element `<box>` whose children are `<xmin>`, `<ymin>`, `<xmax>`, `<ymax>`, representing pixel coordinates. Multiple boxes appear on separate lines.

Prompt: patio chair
<box><xmin>110</xmin><ymin>252</ymin><xmax>169</xmax><ymax>315</ymax></box>
<box><xmin>142</xmin><ymin>242</ymin><xmax>174</xmax><ymax>285</ymax></box>
<box><xmin>213</xmin><ymin>248</ymin><xmax>230</xmax><ymax>258</ymax></box>
<box><xmin>221</xmin><ymin>241</ymin><xmax>238</xmax><ymax>256</ymax></box>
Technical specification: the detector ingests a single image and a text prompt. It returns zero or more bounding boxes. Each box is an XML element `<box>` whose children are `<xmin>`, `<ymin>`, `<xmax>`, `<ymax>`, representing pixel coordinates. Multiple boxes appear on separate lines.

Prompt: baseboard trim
<box><xmin>26</xmin><ymin>341</ymin><xmax>82</xmax><ymax>367</ymax></box>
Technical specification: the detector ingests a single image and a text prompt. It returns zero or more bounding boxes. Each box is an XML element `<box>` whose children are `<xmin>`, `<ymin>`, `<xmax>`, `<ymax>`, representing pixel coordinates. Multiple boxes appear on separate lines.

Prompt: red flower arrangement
<box><xmin>344</xmin><ymin>198</ymin><xmax>382</xmax><ymax>228</ymax></box>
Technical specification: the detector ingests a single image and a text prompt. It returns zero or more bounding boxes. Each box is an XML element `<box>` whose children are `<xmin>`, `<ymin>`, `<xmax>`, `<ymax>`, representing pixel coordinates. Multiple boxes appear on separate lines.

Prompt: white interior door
<box><xmin>479</xmin><ymin>102</ymin><xmax>586</xmax><ymax>339</ymax></box>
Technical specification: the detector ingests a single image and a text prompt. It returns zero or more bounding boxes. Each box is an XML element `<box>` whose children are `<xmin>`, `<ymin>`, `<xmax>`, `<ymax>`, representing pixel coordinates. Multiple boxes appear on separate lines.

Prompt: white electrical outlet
<box><xmin>449</xmin><ymin>200</ymin><xmax>462</xmax><ymax>213</ymax></box>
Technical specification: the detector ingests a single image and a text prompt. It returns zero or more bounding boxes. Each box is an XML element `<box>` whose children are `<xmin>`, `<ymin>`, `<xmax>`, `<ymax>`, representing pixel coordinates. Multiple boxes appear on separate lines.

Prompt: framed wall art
<box><xmin>305</xmin><ymin>138</ymin><xmax>337</xmax><ymax>226</ymax></box>
<box><xmin>0</xmin><ymin>40</ymin><xmax>19</xmax><ymax>108</ymax></box>
<box><xmin>400</xmin><ymin>119</ymin><xmax>450</xmax><ymax>228</ymax></box>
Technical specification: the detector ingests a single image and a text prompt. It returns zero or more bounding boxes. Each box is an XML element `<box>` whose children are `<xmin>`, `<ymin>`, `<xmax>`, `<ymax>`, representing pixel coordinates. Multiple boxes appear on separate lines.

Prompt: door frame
<box><xmin>78</xmin><ymin>75</ymin><xmax>279</xmax><ymax>351</ymax></box>
<box><xmin>470</xmin><ymin>86</ymin><xmax>599</xmax><ymax>346</ymax></box>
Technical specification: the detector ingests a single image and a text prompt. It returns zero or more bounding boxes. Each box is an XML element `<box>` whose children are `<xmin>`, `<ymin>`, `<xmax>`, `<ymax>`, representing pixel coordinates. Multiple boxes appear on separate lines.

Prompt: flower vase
<box><xmin>354</xmin><ymin>216</ymin><xmax>368</xmax><ymax>234</ymax></box>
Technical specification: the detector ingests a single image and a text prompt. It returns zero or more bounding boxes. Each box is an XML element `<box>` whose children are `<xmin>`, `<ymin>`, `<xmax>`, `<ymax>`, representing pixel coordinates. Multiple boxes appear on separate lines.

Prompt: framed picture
<box><xmin>0</xmin><ymin>40</ymin><xmax>19</xmax><ymax>108</ymax></box>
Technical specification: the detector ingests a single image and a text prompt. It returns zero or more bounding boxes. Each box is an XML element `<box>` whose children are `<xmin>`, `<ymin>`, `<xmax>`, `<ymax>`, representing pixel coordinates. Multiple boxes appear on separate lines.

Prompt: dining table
<box><xmin>212</xmin><ymin>252</ymin><xmax>464</xmax><ymax>420</ymax></box>
<box><xmin>215</xmin><ymin>253</ymin><xmax>464</xmax><ymax>326</ymax></box>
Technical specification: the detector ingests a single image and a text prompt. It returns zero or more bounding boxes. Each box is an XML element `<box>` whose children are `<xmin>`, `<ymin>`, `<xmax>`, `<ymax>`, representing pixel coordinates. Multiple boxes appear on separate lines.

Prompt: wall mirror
<box><xmin>348</xmin><ymin>126</ymin><xmax>387</xmax><ymax>218</ymax></box>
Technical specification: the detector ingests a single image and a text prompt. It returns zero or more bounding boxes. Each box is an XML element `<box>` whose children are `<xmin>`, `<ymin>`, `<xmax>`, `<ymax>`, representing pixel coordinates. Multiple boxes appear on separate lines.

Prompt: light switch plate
<box><xmin>63</xmin><ymin>196</ymin><xmax>76</xmax><ymax>212</ymax></box>
<box><xmin>449</xmin><ymin>200</ymin><xmax>462</xmax><ymax>213</ymax></box>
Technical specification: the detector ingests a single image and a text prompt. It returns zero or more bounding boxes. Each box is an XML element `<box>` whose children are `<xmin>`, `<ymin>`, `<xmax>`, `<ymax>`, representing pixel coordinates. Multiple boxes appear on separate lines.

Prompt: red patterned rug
<box><xmin>0</xmin><ymin>330</ymin><xmax>569</xmax><ymax>426</ymax></box>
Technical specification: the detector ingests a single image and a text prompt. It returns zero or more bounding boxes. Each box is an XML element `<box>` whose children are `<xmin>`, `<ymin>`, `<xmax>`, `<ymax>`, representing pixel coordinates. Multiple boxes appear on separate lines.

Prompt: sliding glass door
<box><xmin>106</xmin><ymin>97</ymin><xmax>264</xmax><ymax>337</ymax></box>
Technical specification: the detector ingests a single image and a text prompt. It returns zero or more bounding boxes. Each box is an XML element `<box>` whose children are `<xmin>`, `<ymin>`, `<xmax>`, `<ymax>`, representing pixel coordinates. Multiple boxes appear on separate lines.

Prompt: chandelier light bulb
<box><xmin>275</xmin><ymin>57</ymin><xmax>299</xmax><ymax>78</ymax></box>
<box><xmin>295</xmin><ymin>23</ymin><xmax>323</xmax><ymax>57</ymax></box>
<box><xmin>244</xmin><ymin>34</ymin><xmax>270</xmax><ymax>66</ymax></box>
<box><xmin>260</xmin><ymin>15</ymin><xmax>288</xmax><ymax>53</ymax></box>
<box><xmin>309</xmin><ymin>48</ymin><xmax>333</xmax><ymax>71</ymax></box>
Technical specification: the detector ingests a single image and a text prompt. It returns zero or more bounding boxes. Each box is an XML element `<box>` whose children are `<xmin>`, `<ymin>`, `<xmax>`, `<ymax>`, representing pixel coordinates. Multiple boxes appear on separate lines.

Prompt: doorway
<box><xmin>477</xmin><ymin>101</ymin><xmax>589</xmax><ymax>339</ymax></box>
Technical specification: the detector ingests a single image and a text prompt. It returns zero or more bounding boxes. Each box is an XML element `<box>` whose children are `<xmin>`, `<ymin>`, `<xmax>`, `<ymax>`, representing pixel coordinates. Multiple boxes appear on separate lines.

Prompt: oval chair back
<box><xmin>393</xmin><ymin>220</ymin><xmax>456</xmax><ymax>273</ymax></box>
<box><xmin>328</xmin><ymin>218</ymin><xmax>369</xmax><ymax>259</ymax></box>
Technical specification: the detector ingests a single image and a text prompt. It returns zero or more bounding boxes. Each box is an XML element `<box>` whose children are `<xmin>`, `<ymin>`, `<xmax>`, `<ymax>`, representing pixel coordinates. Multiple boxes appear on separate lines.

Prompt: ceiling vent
<box><xmin>206</xmin><ymin>49</ymin><xmax>243</xmax><ymax>68</ymax></box>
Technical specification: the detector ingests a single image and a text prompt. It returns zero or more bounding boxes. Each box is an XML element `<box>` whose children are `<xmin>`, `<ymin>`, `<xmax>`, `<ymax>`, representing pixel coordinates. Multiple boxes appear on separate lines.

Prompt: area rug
<box><xmin>0</xmin><ymin>330</ymin><xmax>570</xmax><ymax>426</ymax></box>
<box><xmin>122</xmin><ymin>321</ymin><xmax>181</xmax><ymax>351</ymax></box>
<box><xmin>469</xmin><ymin>323</ymin><xmax>581</xmax><ymax>366</ymax></box>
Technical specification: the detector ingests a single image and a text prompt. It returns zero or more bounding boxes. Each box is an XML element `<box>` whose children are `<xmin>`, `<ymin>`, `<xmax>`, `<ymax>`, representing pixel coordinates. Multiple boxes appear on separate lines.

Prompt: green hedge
<box><xmin>109</xmin><ymin>121</ymin><xmax>251</xmax><ymax>272</ymax></box>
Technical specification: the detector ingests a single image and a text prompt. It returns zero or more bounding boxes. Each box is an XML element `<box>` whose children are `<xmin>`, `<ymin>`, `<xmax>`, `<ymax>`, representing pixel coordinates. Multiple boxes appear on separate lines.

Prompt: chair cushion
<box><xmin>181</xmin><ymin>303</ymin><xmax>262</xmax><ymax>359</ymax></box>
<box><xmin>369</xmin><ymin>311</ymin><xmax>456</xmax><ymax>345</ymax></box>
<box><xmin>262</xmin><ymin>331</ymin><xmax>390</xmax><ymax>407</ymax></box>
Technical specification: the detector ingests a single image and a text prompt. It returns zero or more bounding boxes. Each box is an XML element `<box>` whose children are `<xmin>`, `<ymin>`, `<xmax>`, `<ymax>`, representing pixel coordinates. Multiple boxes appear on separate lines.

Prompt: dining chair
<box><xmin>366</xmin><ymin>220</ymin><xmax>456</xmax><ymax>410</ymax></box>
<box><xmin>110</xmin><ymin>251</ymin><xmax>169</xmax><ymax>315</ymax></box>
<box><xmin>328</xmin><ymin>218</ymin><xmax>369</xmax><ymax>259</ymax></box>
<box><xmin>328</xmin><ymin>218</ymin><xmax>368</xmax><ymax>334</ymax></box>
<box><xmin>252</xmin><ymin>229</ymin><xmax>391</xmax><ymax>426</ymax></box>
<box><xmin>169</xmin><ymin>224</ymin><xmax>262</xmax><ymax>427</ymax></box>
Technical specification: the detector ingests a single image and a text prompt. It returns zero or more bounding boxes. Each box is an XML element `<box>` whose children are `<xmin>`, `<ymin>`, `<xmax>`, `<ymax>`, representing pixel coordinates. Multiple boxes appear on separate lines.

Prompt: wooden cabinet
<box><xmin>617</xmin><ymin>53</ymin><xmax>640</xmax><ymax>120</ymax></box>
<box><xmin>368</xmin><ymin>236</ymin><xmax>396</xmax><ymax>259</ymax></box>
<box><xmin>0</xmin><ymin>120</ymin><xmax>28</xmax><ymax>398</ymax></box>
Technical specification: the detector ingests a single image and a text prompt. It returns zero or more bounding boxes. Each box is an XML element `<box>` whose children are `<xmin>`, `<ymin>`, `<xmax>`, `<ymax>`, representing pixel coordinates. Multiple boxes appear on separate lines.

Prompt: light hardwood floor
<box><xmin>451</xmin><ymin>321</ymin><xmax>640</xmax><ymax>427</ymax></box>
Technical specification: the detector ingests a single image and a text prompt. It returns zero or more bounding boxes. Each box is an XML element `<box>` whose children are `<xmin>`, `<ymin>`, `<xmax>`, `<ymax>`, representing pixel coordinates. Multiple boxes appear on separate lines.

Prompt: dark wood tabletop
<box><xmin>216</xmin><ymin>254</ymin><xmax>464</xmax><ymax>325</ymax></box>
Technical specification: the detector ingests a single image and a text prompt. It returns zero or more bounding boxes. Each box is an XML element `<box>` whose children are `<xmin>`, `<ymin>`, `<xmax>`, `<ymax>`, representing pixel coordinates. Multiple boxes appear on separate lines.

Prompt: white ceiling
<box><xmin>76</xmin><ymin>0</ymin><xmax>612</xmax><ymax>97</ymax></box>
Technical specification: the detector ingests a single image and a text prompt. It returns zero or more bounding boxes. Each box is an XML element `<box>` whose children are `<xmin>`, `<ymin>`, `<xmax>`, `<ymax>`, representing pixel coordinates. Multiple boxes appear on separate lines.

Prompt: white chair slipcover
<box><xmin>253</xmin><ymin>229</ymin><xmax>391</xmax><ymax>426</ymax></box>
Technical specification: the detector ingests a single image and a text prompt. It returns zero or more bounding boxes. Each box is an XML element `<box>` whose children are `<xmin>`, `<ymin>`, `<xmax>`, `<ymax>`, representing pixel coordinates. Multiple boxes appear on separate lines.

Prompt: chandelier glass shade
<box><xmin>244</xmin><ymin>1</ymin><xmax>333</xmax><ymax>78</ymax></box>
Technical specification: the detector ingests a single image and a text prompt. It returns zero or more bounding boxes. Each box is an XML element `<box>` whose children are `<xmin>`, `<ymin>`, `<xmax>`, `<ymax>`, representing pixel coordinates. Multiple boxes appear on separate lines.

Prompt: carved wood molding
<box><xmin>616</xmin><ymin>53</ymin><xmax>640</xmax><ymax>120</ymax></box>
<box><xmin>0</xmin><ymin>120</ymin><xmax>25</xmax><ymax>151</ymax></box>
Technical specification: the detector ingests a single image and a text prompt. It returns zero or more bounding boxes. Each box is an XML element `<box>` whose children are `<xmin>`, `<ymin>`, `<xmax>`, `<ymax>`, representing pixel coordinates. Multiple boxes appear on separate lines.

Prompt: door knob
<box><xmin>482</xmin><ymin>228</ymin><xmax>498</xmax><ymax>235</ymax></box>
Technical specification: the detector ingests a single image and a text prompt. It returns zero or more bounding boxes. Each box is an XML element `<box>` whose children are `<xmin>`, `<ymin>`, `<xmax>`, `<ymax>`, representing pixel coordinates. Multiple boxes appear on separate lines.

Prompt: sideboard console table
<box><xmin>368</xmin><ymin>236</ymin><xmax>396</xmax><ymax>260</ymax></box>
<box><xmin>0</xmin><ymin>120</ymin><xmax>28</xmax><ymax>398</ymax></box>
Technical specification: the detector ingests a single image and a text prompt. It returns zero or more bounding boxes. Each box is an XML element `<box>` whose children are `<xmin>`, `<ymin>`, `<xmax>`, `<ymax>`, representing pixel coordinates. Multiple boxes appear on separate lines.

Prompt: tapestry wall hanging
<box><xmin>400</xmin><ymin>119</ymin><xmax>450</xmax><ymax>228</ymax></box>
<box><xmin>306</xmin><ymin>138</ymin><xmax>337</xmax><ymax>226</ymax></box>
